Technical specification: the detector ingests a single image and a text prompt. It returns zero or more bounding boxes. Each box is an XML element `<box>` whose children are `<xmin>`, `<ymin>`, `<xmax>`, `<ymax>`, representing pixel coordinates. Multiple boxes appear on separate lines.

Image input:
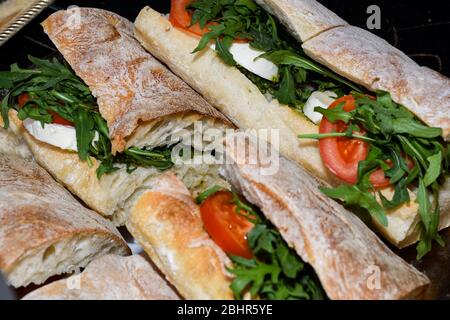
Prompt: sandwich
<box><xmin>22</xmin><ymin>254</ymin><xmax>180</xmax><ymax>300</ymax></box>
<box><xmin>133</xmin><ymin>0</ymin><xmax>450</xmax><ymax>258</ymax></box>
<box><xmin>126</xmin><ymin>132</ymin><xmax>430</xmax><ymax>300</ymax></box>
<box><xmin>0</xmin><ymin>154</ymin><xmax>130</xmax><ymax>288</ymax></box>
<box><xmin>0</xmin><ymin>8</ymin><xmax>232</xmax><ymax>226</ymax></box>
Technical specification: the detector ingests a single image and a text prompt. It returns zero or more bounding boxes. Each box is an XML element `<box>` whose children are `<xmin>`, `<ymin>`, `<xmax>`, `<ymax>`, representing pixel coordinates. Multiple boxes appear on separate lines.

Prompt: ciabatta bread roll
<box><xmin>0</xmin><ymin>154</ymin><xmax>129</xmax><ymax>288</ymax></box>
<box><xmin>126</xmin><ymin>172</ymin><xmax>234</xmax><ymax>300</ymax></box>
<box><xmin>23</xmin><ymin>255</ymin><xmax>180</xmax><ymax>300</ymax></box>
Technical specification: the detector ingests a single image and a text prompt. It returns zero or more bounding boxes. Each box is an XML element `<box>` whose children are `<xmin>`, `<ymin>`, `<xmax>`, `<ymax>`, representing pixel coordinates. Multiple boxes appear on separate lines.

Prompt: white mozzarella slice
<box><xmin>23</xmin><ymin>119</ymin><xmax>98</xmax><ymax>152</ymax></box>
<box><xmin>211</xmin><ymin>42</ymin><xmax>278</xmax><ymax>81</ymax></box>
<box><xmin>24</xmin><ymin>119</ymin><xmax>78</xmax><ymax>151</ymax></box>
<box><xmin>303</xmin><ymin>91</ymin><xmax>338</xmax><ymax>124</ymax></box>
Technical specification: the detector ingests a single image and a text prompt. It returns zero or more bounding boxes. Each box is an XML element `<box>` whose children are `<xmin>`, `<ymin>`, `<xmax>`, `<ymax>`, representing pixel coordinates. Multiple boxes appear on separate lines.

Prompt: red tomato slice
<box><xmin>319</xmin><ymin>95</ymin><xmax>391</xmax><ymax>188</ymax></box>
<box><xmin>18</xmin><ymin>93</ymin><xmax>73</xmax><ymax>126</ymax></box>
<box><xmin>169</xmin><ymin>0</ymin><xmax>213</xmax><ymax>36</ymax></box>
<box><xmin>200</xmin><ymin>191</ymin><xmax>254</xmax><ymax>259</ymax></box>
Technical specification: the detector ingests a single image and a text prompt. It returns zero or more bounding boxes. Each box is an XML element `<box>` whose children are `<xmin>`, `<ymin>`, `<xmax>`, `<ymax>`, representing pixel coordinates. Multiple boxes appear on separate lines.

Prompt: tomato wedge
<box><xmin>170</xmin><ymin>0</ymin><xmax>213</xmax><ymax>36</ymax></box>
<box><xmin>200</xmin><ymin>191</ymin><xmax>254</xmax><ymax>259</ymax></box>
<box><xmin>318</xmin><ymin>95</ymin><xmax>391</xmax><ymax>188</ymax></box>
<box><xmin>18</xmin><ymin>93</ymin><xmax>73</xmax><ymax>126</ymax></box>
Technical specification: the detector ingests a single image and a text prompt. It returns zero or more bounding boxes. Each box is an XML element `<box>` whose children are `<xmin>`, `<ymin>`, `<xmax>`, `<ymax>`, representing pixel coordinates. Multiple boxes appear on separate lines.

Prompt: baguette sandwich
<box><xmin>125</xmin><ymin>132</ymin><xmax>430</xmax><ymax>300</ymax></box>
<box><xmin>0</xmin><ymin>8</ymin><xmax>232</xmax><ymax>226</ymax></box>
<box><xmin>0</xmin><ymin>154</ymin><xmax>130</xmax><ymax>287</ymax></box>
<box><xmin>133</xmin><ymin>0</ymin><xmax>450</xmax><ymax>257</ymax></box>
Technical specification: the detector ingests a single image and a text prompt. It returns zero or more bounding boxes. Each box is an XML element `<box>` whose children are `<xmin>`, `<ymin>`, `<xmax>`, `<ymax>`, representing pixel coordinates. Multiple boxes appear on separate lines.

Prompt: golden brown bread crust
<box><xmin>220</xmin><ymin>133</ymin><xmax>430</xmax><ymax>300</ymax></box>
<box><xmin>126</xmin><ymin>172</ymin><xmax>234</xmax><ymax>300</ymax></box>
<box><xmin>23</xmin><ymin>254</ymin><xmax>180</xmax><ymax>300</ymax></box>
<box><xmin>302</xmin><ymin>26</ymin><xmax>450</xmax><ymax>140</ymax></box>
<box><xmin>0</xmin><ymin>154</ymin><xmax>130</xmax><ymax>287</ymax></box>
<box><xmin>41</xmin><ymin>8</ymin><xmax>228</xmax><ymax>153</ymax></box>
<box><xmin>255</xmin><ymin>0</ymin><xmax>348</xmax><ymax>42</ymax></box>
<box><xmin>10</xmin><ymin>111</ymin><xmax>160</xmax><ymax>226</ymax></box>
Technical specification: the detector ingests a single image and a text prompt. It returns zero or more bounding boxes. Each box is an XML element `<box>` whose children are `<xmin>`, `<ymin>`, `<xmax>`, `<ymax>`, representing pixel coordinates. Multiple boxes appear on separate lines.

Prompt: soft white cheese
<box><xmin>211</xmin><ymin>42</ymin><xmax>278</xmax><ymax>81</ymax></box>
<box><xmin>303</xmin><ymin>91</ymin><xmax>338</xmax><ymax>124</ymax></box>
<box><xmin>24</xmin><ymin>119</ymin><xmax>78</xmax><ymax>151</ymax></box>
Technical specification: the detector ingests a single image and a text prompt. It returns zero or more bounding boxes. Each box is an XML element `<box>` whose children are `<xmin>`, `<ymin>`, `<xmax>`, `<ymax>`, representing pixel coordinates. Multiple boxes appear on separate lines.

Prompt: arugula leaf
<box><xmin>1</xmin><ymin>93</ymin><xmax>10</xmax><ymax>129</ymax></box>
<box><xmin>392</xmin><ymin>118</ymin><xmax>442</xmax><ymax>138</ymax></box>
<box><xmin>314</xmin><ymin>102</ymin><xmax>351</xmax><ymax>124</ymax></box>
<box><xmin>423</xmin><ymin>151</ymin><xmax>442</xmax><ymax>187</ymax></box>
<box><xmin>274</xmin><ymin>66</ymin><xmax>296</xmax><ymax>105</ymax></box>
<box><xmin>320</xmin><ymin>183</ymin><xmax>388</xmax><ymax>227</ymax></box>
<box><xmin>73</xmin><ymin>109</ymin><xmax>95</xmax><ymax>161</ymax></box>
<box><xmin>195</xmin><ymin>185</ymin><xmax>224</xmax><ymax>204</ymax></box>
<box><xmin>261</xmin><ymin>50</ymin><xmax>362</xmax><ymax>93</ymax></box>
<box><xmin>215</xmin><ymin>36</ymin><xmax>236</xmax><ymax>65</ymax></box>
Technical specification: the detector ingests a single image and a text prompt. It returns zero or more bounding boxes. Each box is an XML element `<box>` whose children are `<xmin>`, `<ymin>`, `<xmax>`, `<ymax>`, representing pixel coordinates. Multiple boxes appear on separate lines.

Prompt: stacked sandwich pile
<box><xmin>0</xmin><ymin>0</ymin><xmax>448</xmax><ymax>300</ymax></box>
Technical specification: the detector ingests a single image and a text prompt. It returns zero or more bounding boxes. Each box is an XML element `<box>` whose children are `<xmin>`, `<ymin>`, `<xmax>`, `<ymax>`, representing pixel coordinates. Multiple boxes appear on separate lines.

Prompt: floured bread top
<box><xmin>41</xmin><ymin>8</ymin><xmax>228</xmax><ymax>153</ymax></box>
<box><xmin>0</xmin><ymin>154</ymin><xmax>128</xmax><ymax>271</ymax></box>
<box><xmin>255</xmin><ymin>0</ymin><xmax>348</xmax><ymax>42</ymax></box>
<box><xmin>302</xmin><ymin>26</ymin><xmax>450</xmax><ymax>140</ymax></box>
<box><xmin>23</xmin><ymin>254</ymin><xmax>180</xmax><ymax>300</ymax></box>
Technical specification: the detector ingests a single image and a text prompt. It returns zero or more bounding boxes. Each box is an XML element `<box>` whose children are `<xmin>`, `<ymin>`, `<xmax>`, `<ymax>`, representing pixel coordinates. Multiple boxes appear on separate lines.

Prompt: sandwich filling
<box><xmin>169</xmin><ymin>0</ymin><xmax>449</xmax><ymax>258</ymax></box>
<box><xmin>0</xmin><ymin>56</ymin><xmax>176</xmax><ymax>178</ymax></box>
<box><xmin>196</xmin><ymin>186</ymin><xmax>325</xmax><ymax>300</ymax></box>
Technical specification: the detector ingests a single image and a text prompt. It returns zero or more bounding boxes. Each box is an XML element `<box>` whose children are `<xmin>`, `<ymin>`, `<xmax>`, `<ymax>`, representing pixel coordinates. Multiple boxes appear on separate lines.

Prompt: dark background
<box><xmin>1</xmin><ymin>0</ymin><xmax>450</xmax><ymax>299</ymax></box>
<box><xmin>1</xmin><ymin>0</ymin><xmax>449</xmax><ymax>76</ymax></box>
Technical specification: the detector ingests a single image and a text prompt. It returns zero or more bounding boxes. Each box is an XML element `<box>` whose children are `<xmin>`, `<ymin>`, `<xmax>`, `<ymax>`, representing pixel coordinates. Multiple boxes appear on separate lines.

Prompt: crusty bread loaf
<box><xmin>220</xmin><ymin>132</ymin><xmax>430</xmax><ymax>299</ymax></box>
<box><xmin>126</xmin><ymin>172</ymin><xmax>234</xmax><ymax>300</ymax></box>
<box><xmin>133</xmin><ymin>5</ymin><xmax>450</xmax><ymax>247</ymax></box>
<box><xmin>41</xmin><ymin>8</ymin><xmax>229</xmax><ymax>154</ymax></box>
<box><xmin>255</xmin><ymin>0</ymin><xmax>348</xmax><ymax>42</ymax></box>
<box><xmin>0</xmin><ymin>154</ymin><xmax>130</xmax><ymax>288</ymax></box>
<box><xmin>23</xmin><ymin>254</ymin><xmax>180</xmax><ymax>300</ymax></box>
<box><xmin>302</xmin><ymin>26</ymin><xmax>450</xmax><ymax>140</ymax></box>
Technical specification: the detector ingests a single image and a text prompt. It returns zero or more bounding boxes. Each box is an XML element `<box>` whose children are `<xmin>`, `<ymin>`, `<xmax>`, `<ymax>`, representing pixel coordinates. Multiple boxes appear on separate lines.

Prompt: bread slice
<box><xmin>133</xmin><ymin>6</ymin><xmax>450</xmax><ymax>247</ymax></box>
<box><xmin>219</xmin><ymin>132</ymin><xmax>430</xmax><ymax>299</ymax></box>
<box><xmin>302</xmin><ymin>26</ymin><xmax>450</xmax><ymax>139</ymax></box>
<box><xmin>255</xmin><ymin>0</ymin><xmax>348</xmax><ymax>42</ymax></box>
<box><xmin>22</xmin><ymin>254</ymin><xmax>179</xmax><ymax>300</ymax></box>
<box><xmin>126</xmin><ymin>171</ymin><xmax>234</xmax><ymax>300</ymax></box>
<box><xmin>0</xmin><ymin>154</ymin><xmax>130</xmax><ymax>288</ymax></box>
